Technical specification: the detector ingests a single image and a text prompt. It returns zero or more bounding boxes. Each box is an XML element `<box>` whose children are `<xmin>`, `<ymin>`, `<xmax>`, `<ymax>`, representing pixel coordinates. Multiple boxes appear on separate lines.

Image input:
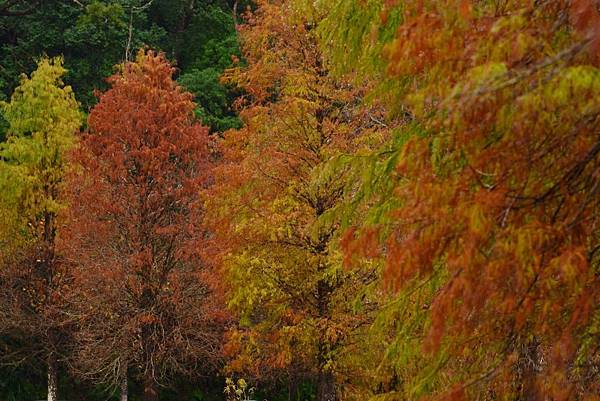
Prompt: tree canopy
<box><xmin>0</xmin><ymin>1</ymin><xmax>599</xmax><ymax>401</ymax></box>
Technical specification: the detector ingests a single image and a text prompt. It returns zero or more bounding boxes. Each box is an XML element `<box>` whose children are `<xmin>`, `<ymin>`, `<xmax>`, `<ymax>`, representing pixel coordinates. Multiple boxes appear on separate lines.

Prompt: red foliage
<box><xmin>61</xmin><ymin>50</ymin><xmax>224</xmax><ymax>399</ymax></box>
<box><xmin>571</xmin><ymin>0</ymin><xmax>600</xmax><ymax>62</ymax></box>
<box><xmin>344</xmin><ymin>1</ymin><xmax>600</xmax><ymax>399</ymax></box>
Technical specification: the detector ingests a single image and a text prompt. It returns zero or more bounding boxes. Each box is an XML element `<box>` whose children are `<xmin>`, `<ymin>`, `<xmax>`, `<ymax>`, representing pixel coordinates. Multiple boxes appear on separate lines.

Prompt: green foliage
<box><xmin>63</xmin><ymin>1</ymin><xmax>165</xmax><ymax>107</ymax></box>
<box><xmin>316</xmin><ymin>0</ymin><xmax>402</xmax><ymax>77</ymax></box>
<box><xmin>179</xmin><ymin>67</ymin><xmax>241</xmax><ymax>132</ymax></box>
<box><xmin>0</xmin><ymin>1</ymin><xmax>166</xmax><ymax>109</ymax></box>
<box><xmin>0</xmin><ymin>56</ymin><xmax>81</xmax><ymax>231</ymax></box>
<box><xmin>162</xmin><ymin>4</ymin><xmax>239</xmax><ymax>71</ymax></box>
<box><xmin>0</xmin><ymin>365</ymin><xmax>44</xmax><ymax>401</ymax></box>
<box><xmin>175</xmin><ymin>5</ymin><xmax>242</xmax><ymax>132</ymax></box>
<box><xmin>0</xmin><ymin>1</ymin><xmax>240</xmax><ymax>127</ymax></box>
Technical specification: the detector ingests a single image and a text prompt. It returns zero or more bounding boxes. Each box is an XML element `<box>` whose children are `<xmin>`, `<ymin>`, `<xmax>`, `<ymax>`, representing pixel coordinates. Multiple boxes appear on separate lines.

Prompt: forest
<box><xmin>0</xmin><ymin>0</ymin><xmax>599</xmax><ymax>401</ymax></box>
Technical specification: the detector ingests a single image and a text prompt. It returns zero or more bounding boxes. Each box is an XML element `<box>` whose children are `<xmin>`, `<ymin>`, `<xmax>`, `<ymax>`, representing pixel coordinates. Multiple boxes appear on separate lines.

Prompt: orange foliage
<box><xmin>206</xmin><ymin>1</ymin><xmax>386</xmax><ymax>399</ymax></box>
<box><xmin>343</xmin><ymin>1</ymin><xmax>600</xmax><ymax>400</ymax></box>
<box><xmin>61</xmin><ymin>50</ymin><xmax>224</xmax><ymax>398</ymax></box>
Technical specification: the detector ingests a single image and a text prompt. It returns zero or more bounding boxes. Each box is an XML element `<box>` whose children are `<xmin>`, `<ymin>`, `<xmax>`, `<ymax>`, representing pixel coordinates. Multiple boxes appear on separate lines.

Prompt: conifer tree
<box><xmin>62</xmin><ymin>50</ymin><xmax>223</xmax><ymax>401</ymax></box>
<box><xmin>0</xmin><ymin>56</ymin><xmax>82</xmax><ymax>401</ymax></box>
<box><xmin>207</xmin><ymin>2</ymin><xmax>386</xmax><ymax>400</ymax></box>
<box><xmin>322</xmin><ymin>1</ymin><xmax>600</xmax><ymax>400</ymax></box>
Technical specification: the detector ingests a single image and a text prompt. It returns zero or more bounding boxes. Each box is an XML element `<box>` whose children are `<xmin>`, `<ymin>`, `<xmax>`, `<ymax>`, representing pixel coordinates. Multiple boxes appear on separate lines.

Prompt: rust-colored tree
<box><xmin>335</xmin><ymin>1</ymin><xmax>600</xmax><ymax>400</ymax></box>
<box><xmin>61</xmin><ymin>50</ymin><xmax>223</xmax><ymax>401</ymax></box>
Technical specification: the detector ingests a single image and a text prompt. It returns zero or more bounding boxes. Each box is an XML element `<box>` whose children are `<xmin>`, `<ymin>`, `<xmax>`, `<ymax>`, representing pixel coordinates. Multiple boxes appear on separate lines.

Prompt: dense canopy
<box><xmin>0</xmin><ymin>1</ymin><xmax>599</xmax><ymax>401</ymax></box>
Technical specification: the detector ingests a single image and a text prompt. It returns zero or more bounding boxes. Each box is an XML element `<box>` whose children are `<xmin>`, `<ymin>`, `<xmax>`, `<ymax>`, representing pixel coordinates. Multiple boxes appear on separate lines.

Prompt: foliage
<box><xmin>316</xmin><ymin>0</ymin><xmax>401</xmax><ymax>78</ymax></box>
<box><xmin>178</xmin><ymin>66</ymin><xmax>241</xmax><ymax>133</ymax></box>
<box><xmin>224</xmin><ymin>377</ymin><xmax>255</xmax><ymax>401</ymax></box>
<box><xmin>0</xmin><ymin>1</ymin><xmax>166</xmax><ymax>109</ymax></box>
<box><xmin>61</xmin><ymin>50</ymin><xmax>223</xmax><ymax>401</ymax></box>
<box><xmin>205</xmin><ymin>2</ymin><xmax>388</xmax><ymax>401</ymax></box>
<box><xmin>175</xmin><ymin>4</ymin><xmax>242</xmax><ymax>132</ymax></box>
<box><xmin>0</xmin><ymin>55</ymin><xmax>80</xmax><ymax>276</ymax></box>
<box><xmin>0</xmin><ymin>0</ymin><xmax>241</xmax><ymax>125</ymax></box>
<box><xmin>0</xmin><ymin>56</ymin><xmax>81</xmax><ymax>400</ymax></box>
<box><xmin>0</xmin><ymin>56</ymin><xmax>80</xmax><ymax>219</ymax></box>
<box><xmin>323</xmin><ymin>1</ymin><xmax>600</xmax><ymax>400</ymax></box>
<box><xmin>1</xmin><ymin>1</ymin><xmax>600</xmax><ymax>401</ymax></box>
<box><xmin>62</xmin><ymin>0</ymin><xmax>162</xmax><ymax>108</ymax></box>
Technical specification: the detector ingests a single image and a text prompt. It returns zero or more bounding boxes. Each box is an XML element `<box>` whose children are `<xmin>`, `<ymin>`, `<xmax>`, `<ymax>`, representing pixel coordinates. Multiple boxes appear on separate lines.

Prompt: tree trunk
<box><xmin>120</xmin><ymin>374</ymin><xmax>128</xmax><ymax>401</ymax></box>
<box><xmin>316</xmin><ymin>370</ymin><xmax>336</xmax><ymax>401</ymax></box>
<box><xmin>140</xmin><ymin>287</ymin><xmax>158</xmax><ymax>401</ymax></box>
<box><xmin>232</xmin><ymin>0</ymin><xmax>238</xmax><ymax>27</ymax></box>
<box><xmin>143</xmin><ymin>373</ymin><xmax>159</xmax><ymax>401</ymax></box>
<box><xmin>315</xmin><ymin>275</ymin><xmax>336</xmax><ymax>401</ymax></box>
<box><xmin>519</xmin><ymin>337</ymin><xmax>541</xmax><ymax>401</ymax></box>
<box><xmin>47</xmin><ymin>353</ymin><xmax>58</xmax><ymax>401</ymax></box>
<box><xmin>288</xmin><ymin>374</ymin><xmax>299</xmax><ymax>401</ymax></box>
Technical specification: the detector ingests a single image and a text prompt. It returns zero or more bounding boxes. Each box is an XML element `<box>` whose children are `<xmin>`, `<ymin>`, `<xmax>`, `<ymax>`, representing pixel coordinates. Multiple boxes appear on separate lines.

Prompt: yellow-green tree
<box><xmin>0</xmin><ymin>56</ymin><xmax>81</xmax><ymax>401</ymax></box>
<box><xmin>206</xmin><ymin>1</ymin><xmax>387</xmax><ymax>400</ymax></box>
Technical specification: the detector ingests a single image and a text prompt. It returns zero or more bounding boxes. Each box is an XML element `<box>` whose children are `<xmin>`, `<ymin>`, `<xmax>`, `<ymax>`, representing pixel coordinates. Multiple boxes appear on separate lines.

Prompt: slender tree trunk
<box><xmin>143</xmin><ymin>373</ymin><xmax>159</xmax><ymax>401</ymax></box>
<box><xmin>315</xmin><ymin>274</ymin><xmax>336</xmax><ymax>401</ymax></box>
<box><xmin>141</xmin><ymin>286</ymin><xmax>158</xmax><ymax>401</ymax></box>
<box><xmin>288</xmin><ymin>374</ymin><xmax>299</xmax><ymax>401</ymax></box>
<box><xmin>47</xmin><ymin>353</ymin><xmax>58</xmax><ymax>401</ymax></box>
<box><xmin>120</xmin><ymin>374</ymin><xmax>128</xmax><ymax>401</ymax></box>
<box><xmin>232</xmin><ymin>0</ymin><xmax>238</xmax><ymax>27</ymax></box>
<box><xmin>316</xmin><ymin>370</ymin><xmax>336</xmax><ymax>401</ymax></box>
<box><xmin>44</xmin><ymin>206</ymin><xmax>58</xmax><ymax>401</ymax></box>
<box><xmin>125</xmin><ymin>6</ymin><xmax>134</xmax><ymax>62</ymax></box>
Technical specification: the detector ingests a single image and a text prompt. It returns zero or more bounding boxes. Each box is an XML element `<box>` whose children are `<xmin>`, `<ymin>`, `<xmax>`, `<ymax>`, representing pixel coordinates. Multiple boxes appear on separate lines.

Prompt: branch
<box><xmin>232</xmin><ymin>0</ymin><xmax>238</xmax><ymax>28</ymax></box>
<box><xmin>0</xmin><ymin>0</ymin><xmax>43</xmax><ymax>16</ymax></box>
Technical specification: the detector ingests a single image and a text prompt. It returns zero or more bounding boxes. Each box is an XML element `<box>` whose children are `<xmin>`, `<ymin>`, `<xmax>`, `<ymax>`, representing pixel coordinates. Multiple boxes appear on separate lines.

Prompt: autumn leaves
<box><xmin>0</xmin><ymin>52</ymin><xmax>220</xmax><ymax>401</ymax></box>
<box><xmin>64</xmin><ymin>51</ymin><xmax>221</xmax><ymax>400</ymax></box>
<box><xmin>0</xmin><ymin>57</ymin><xmax>82</xmax><ymax>401</ymax></box>
<box><xmin>1</xmin><ymin>1</ymin><xmax>600</xmax><ymax>401</ymax></box>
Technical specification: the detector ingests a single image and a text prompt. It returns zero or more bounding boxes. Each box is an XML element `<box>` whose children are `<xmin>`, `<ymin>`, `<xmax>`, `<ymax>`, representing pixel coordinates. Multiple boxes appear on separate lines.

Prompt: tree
<box><xmin>0</xmin><ymin>0</ymin><xmax>242</xmax><ymax>118</ymax></box>
<box><xmin>325</xmin><ymin>0</ymin><xmax>600</xmax><ymax>400</ymax></box>
<box><xmin>0</xmin><ymin>0</ymin><xmax>168</xmax><ymax>110</ymax></box>
<box><xmin>206</xmin><ymin>1</ymin><xmax>386</xmax><ymax>400</ymax></box>
<box><xmin>175</xmin><ymin>3</ymin><xmax>242</xmax><ymax>133</ymax></box>
<box><xmin>61</xmin><ymin>50</ymin><xmax>223</xmax><ymax>401</ymax></box>
<box><xmin>0</xmin><ymin>56</ymin><xmax>82</xmax><ymax>401</ymax></box>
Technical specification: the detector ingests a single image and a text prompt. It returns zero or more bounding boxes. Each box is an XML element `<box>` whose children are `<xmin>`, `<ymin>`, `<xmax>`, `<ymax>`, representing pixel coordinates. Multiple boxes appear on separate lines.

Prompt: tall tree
<box><xmin>326</xmin><ymin>0</ymin><xmax>600</xmax><ymax>400</ymax></box>
<box><xmin>0</xmin><ymin>0</ymin><xmax>242</xmax><ymax>120</ymax></box>
<box><xmin>206</xmin><ymin>1</ymin><xmax>385</xmax><ymax>400</ymax></box>
<box><xmin>61</xmin><ymin>50</ymin><xmax>223</xmax><ymax>401</ymax></box>
<box><xmin>0</xmin><ymin>56</ymin><xmax>82</xmax><ymax>401</ymax></box>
